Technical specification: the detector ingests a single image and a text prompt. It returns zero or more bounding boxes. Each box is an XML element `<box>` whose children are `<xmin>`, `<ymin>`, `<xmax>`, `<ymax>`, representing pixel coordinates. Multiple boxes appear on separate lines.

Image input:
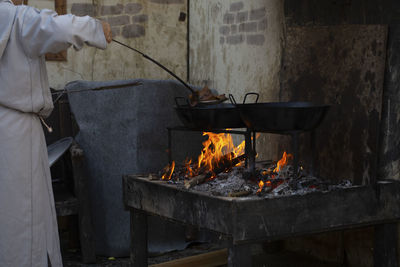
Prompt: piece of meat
<box><xmin>198</xmin><ymin>86</ymin><xmax>227</xmax><ymax>101</ymax></box>
<box><xmin>189</xmin><ymin>85</ymin><xmax>227</xmax><ymax>106</ymax></box>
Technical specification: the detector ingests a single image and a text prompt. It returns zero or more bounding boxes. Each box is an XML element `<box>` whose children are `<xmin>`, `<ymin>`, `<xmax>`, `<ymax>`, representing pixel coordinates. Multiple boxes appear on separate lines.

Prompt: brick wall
<box><xmin>219</xmin><ymin>2</ymin><xmax>267</xmax><ymax>46</ymax></box>
<box><xmin>71</xmin><ymin>2</ymin><xmax>147</xmax><ymax>38</ymax></box>
<box><xmin>71</xmin><ymin>0</ymin><xmax>185</xmax><ymax>39</ymax></box>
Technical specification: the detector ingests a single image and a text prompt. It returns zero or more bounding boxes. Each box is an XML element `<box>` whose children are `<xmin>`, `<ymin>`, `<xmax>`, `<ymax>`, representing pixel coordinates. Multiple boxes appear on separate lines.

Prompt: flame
<box><xmin>161</xmin><ymin>131</ymin><xmax>251</xmax><ymax>180</ymax></box>
<box><xmin>161</xmin><ymin>161</ymin><xmax>175</xmax><ymax>180</ymax></box>
<box><xmin>257</xmin><ymin>180</ymin><xmax>264</xmax><ymax>193</ymax></box>
<box><xmin>184</xmin><ymin>159</ymin><xmax>195</xmax><ymax>177</ymax></box>
<box><xmin>273</xmin><ymin>151</ymin><xmax>293</xmax><ymax>173</ymax></box>
<box><xmin>257</xmin><ymin>180</ymin><xmax>272</xmax><ymax>193</ymax></box>
<box><xmin>196</xmin><ymin>132</ymin><xmax>245</xmax><ymax>175</ymax></box>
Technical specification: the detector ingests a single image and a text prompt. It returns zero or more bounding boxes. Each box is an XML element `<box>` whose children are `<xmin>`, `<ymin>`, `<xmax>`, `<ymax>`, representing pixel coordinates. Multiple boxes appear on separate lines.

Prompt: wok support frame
<box><xmin>261</xmin><ymin>130</ymin><xmax>317</xmax><ymax>182</ymax></box>
<box><xmin>167</xmin><ymin>126</ymin><xmax>255</xmax><ymax>169</ymax></box>
<box><xmin>167</xmin><ymin>127</ymin><xmax>317</xmax><ymax>181</ymax></box>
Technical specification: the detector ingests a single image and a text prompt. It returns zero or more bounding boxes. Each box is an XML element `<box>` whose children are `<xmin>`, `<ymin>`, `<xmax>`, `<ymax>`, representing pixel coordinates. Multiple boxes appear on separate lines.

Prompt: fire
<box><xmin>257</xmin><ymin>180</ymin><xmax>264</xmax><ymax>193</ymax></box>
<box><xmin>184</xmin><ymin>159</ymin><xmax>195</xmax><ymax>177</ymax></box>
<box><xmin>273</xmin><ymin>151</ymin><xmax>293</xmax><ymax>173</ymax></box>
<box><xmin>161</xmin><ymin>161</ymin><xmax>175</xmax><ymax>180</ymax></box>
<box><xmin>161</xmin><ymin>131</ymin><xmax>246</xmax><ymax>179</ymax></box>
<box><xmin>257</xmin><ymin>152</ymin><xmax>292</xmax><ymax>192</ymax></box>
<box><xmin>197</xmin><ymin>132</ymin><xmax>245</xmax><ymax>174</ymax></box>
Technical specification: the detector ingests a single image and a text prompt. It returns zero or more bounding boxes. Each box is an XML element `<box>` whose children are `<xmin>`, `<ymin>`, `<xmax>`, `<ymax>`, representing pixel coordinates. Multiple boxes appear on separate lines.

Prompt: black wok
<box><xmin>174</xmin><ymin>97</ymin><xmax>246</xmax><ymax>130</ymax></box>
<box><xmin>231</xmin><ymin>94</ymin><xmax>330</xmax><ymax>133</ymax></box>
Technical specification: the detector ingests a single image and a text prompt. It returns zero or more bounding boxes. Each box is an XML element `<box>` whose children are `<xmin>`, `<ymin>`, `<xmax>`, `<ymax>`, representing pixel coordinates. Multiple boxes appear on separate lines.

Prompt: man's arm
<box><xmin>19</xmin><ymin>7</ymin><xmax>111</xmax><ymax>57</ymax></box>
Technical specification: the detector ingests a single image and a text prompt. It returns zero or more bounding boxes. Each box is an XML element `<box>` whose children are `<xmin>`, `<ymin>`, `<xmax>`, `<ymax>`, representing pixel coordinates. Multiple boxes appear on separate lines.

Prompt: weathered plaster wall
<box><xmin>30</xmin><ymin>0</ymin><xmax>188</xmax><ymax>89</ymax></box>
<box><xmin>283</xmin><ymin>1</ymin><xmax>400</xmax><ymax>266</ymax></box>
<box><xmin>189</xmin><ymin>0</ymin><xmax>285</xmax><ymax>161</ymax></box>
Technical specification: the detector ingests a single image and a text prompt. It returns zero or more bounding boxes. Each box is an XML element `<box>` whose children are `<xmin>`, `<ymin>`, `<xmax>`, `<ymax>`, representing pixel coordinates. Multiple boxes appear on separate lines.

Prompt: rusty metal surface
<box><xmin>379</xmin><ymin>24</ymin><xmax>400</xmax><ymax>182</ymax></box>
<box><xmin>279</xmin><ymin>25</ymin><xmax>387</xmax><ymax>185</ymax></box>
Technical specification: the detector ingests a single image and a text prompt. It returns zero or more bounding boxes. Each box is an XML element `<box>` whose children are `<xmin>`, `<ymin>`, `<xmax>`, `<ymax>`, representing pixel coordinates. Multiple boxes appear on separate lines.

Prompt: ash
<box><xmin>190</xmin><ymin>167</ymin><xmax>257</xmax><ymax>197</ymax></box>
<box><xmin>165</xmin><ymin>163</ymin><xmax>354</xmax><ymax>199</ymax></box>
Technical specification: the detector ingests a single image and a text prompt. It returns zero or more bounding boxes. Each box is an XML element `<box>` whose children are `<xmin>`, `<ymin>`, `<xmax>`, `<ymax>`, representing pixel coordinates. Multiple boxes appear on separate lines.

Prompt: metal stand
<box><xmin>167</xmin><ymin>126</ymin><xmax>255</xmax><ymax>169</ymax></box>
<box><xmin>130</xmin><ymin>208</ymin><xmax>148</xmax><ymax>267</ymax></box>
<box><xmin>167</xmin><ymin>126</ymin><xmax>317</xmax><ymax>179</ymax></box>
<box><xmin>310</xmin><ymin>130</ymin><xmax>316</xmax><ymax>177</ymax></box>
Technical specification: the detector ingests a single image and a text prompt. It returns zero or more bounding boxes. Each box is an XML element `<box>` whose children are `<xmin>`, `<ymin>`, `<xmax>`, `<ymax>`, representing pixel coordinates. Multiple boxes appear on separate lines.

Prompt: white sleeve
<box><xmin>19</xmin><ymin>7</ymin><xmax>107</xmax><ymax>57</ymax></box>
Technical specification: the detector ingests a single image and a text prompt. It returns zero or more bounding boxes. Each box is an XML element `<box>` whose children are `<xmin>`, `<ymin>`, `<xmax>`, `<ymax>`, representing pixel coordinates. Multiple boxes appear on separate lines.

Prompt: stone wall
<box><xmin>30</xmin><ymin>0</ymin><xmax>188</xmax><ymax>89</ymax></box>
<box><xmin>189</xmin><ymin>0</ymin><xmax>285</xmax><ymax>162</ymax></box>
<box><xmin>219</xmin><ymin>4</ymin><xmax>268</xmax><ymax>46</ymax></box>
<box><xmin>71</xmin><ymin>2</ymin><xmax>147</xmax><ymax>38</ymax></box>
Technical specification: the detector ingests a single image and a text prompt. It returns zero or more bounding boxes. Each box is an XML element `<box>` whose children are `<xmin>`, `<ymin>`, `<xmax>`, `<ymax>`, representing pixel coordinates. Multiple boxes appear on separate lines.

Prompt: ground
<box><xmin>62</xmin><ymin>242</ymin><xmax>338</xmax><ymax>267</ymax></box>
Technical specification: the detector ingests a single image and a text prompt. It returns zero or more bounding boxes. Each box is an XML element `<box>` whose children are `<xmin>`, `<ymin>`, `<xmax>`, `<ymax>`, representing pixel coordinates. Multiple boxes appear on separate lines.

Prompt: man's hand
<box><xmin>102</xmin><ymin>22</ymin><xmax>112</xmax><ymax>43</ymax></box>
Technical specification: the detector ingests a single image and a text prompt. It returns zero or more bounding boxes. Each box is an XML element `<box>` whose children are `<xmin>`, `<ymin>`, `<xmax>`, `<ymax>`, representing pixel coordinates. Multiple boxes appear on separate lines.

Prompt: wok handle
<box><xmin>243</xmin><ymin>92</ymin><xmax>259</xmax><ymax>104</ymax></box>
<box><xmin>175</xmin><ymin>97</ymin><xmax>190</xmax><ymax>108</ymax></box>
<box><xmin>229</xmin><ymin>94</ymin><xmax>237</xmax><ymax>104</ymax></box>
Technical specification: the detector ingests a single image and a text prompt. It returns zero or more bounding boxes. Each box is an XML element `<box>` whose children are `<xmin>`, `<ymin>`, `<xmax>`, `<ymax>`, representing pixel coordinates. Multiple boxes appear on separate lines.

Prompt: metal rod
<box><xmin>50</xmin><ymin>81</ymin><xmax>142</xmax><ymax>105</ymax></box>
<box><xmin>291</xmin><ymin>132</ymin><xmax>299</xmax><ymax>180</ymax></box>
<box><xmin>310</xmin><ymin>130</ymin><xmax>316</xmax><ymax>177</ymax></box>
<box><xmin>245</xmin><ymin>129</ymin><xmax>255</xmax><ymax>173</ymax></box>
<box><xmin>112</xmin><ymin>39</ymin><xmax>195</xmax><ymax>94</ymax></box>
<box><xmin>168</xmin><ymin>128</ymin><xmax>172</xmax><ymax>165</ymax></box>
<box><xmin>252</xmin><ymin>131</ymin><xmax>256</xmax><ymax>158</ymax></box>
<box><xmin>51</xmin><ymin>81</ymin><xmax>142</xmax><ymax>95</ymax></box>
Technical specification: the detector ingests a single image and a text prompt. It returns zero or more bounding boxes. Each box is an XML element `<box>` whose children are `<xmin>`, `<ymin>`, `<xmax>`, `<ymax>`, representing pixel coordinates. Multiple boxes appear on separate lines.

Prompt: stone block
<box><xmin>71</xmin><ymin>3</ymin><xmax>96</xmax><ymax>17</ymax></box>
<box><xmin>250</xmin><ymin>7</ymin><xmax>266</xmax><ymax>20</ymax></box>
<box><xmin>125</xmin><ymin>3</ymin><xmax>142</xmax><ymax>14</ymax></box>
<box><xmin>231</xmin><ymin>24</ymin><xmax>238</xmax><ymax>34</ymax></box>
<box><xmin>239</xmin><ymin>22</ymin><xmax>258</xmax><ymax>32</ymax></box>
<box><xmin>223</xmin><ymin>13</ymin><xmax>235</xmax><ymax>24</ymax></box>
<box><xmin>111</xmin><ymin>27</ymin><xmax>120</xmax><ymax>37</ymax></box>
<box><xmin>219</xmin><ymin>25</ymin><xmax>230</xmax><ymax>35</ymax></box>
<box><xmin>101</xmin><ymin>4</ymin><xmax>124</xmax><ymax>16</ymax></box>
<box><xmin>258</xmin><ymin>18</ymin><xmax>268</xmax><ymax>31</ymax></box>
<box><xmin>108</xmin><ymin>15</ymin><xmax>130</xmax><ymax>26</ymax></box>
<box><xmin>122</xmin><ymin>24</ymin><xmax>145</xmax><ymax>38</ymax></box>
<box><xmin>246</xmin><ymin>34</ymin><xmax>265</xmax><ymax>45</ymax></box>
<box><xmin>132</xmin><ymin>14</ymin><xmax>148</xmax><ymax>23</ymax></box>
<box><xmin>227</xmin><ymin>34</ymin><xmax>244</xmax><ymax>45</ymax></box>
<box><xmin>230</xmin><ymin>2</ymin><xmax>244</xmax><ymax>12</ymax></box>
<box><xmin>236</xmin><ymin>11</ymin><xmax>248</xmax><ymax>23</ymax></box>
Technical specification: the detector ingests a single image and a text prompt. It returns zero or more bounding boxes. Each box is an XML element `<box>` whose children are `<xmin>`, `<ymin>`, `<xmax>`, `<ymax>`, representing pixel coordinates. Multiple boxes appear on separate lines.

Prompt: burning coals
<box><xmin>158</xmin><ymin>132</ymin><xmax>353</xmax><ymax>198</ymax></box>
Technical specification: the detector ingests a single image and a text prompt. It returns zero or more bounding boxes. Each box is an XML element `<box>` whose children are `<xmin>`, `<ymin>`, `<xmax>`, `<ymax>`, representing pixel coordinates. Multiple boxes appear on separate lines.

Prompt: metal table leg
<box><xmin>374</xmin><ymin>223</ymin><xmax>399</xmax><ymax>267</ymax></box>
<box><xmin>130</xmin><ymin>208</ymin><xmax>148</xmax><ymax>267</ymax></box>
<box><xmin>228</xmin><ymin>241</ymin><xmax>253</xmax><ymax>267</ymax></box>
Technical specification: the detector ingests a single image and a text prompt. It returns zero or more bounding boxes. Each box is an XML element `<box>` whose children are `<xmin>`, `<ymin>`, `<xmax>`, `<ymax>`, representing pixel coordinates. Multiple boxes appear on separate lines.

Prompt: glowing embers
<box><xmin>274</xmin><ymin>151</ymin><xmax>293</xmax><ymax>173</ymax></box>
<box><xmin>257</xmin><ymin>151</ymin><xmax>292</xmax><ymax>195</ymax></box>
<box><xmin>161</xmin><ymin>161</ymin><xmax>175</xmax><ymax>180</ymax></box>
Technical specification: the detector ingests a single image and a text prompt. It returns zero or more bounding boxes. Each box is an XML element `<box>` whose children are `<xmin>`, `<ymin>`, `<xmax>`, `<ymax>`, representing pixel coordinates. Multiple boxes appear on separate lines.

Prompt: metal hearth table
<box><xmin>123</xmin><ymin>175</ymin><xmax>400</xmax><ymax>267</ymax></box>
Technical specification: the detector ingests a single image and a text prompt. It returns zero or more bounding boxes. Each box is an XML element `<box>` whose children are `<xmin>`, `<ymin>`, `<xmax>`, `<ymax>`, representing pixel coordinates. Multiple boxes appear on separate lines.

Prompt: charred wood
<box><xmin>184</xmin><ymin>154</ymin><xmax>247</xmax><ymax>189</ymax></box>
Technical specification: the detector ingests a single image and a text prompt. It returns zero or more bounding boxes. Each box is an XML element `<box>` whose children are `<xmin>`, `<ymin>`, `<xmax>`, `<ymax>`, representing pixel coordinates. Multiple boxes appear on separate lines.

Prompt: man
<box><xmin>0</xmin><ymin>0</ymin><xmax>112</xmax><ymax>266</ymax></box>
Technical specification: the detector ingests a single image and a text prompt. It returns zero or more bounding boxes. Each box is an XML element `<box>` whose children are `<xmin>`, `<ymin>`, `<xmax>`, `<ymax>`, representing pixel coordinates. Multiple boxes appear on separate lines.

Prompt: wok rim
<box><xmin>234</xmin><ymin>101</ymin><xmax>330</xmax><ymax>109</ymax></box>
<box><xmin>174</xmin><ymin>103</ymin><xmax>238</xmax><ymax>110</ymax></box>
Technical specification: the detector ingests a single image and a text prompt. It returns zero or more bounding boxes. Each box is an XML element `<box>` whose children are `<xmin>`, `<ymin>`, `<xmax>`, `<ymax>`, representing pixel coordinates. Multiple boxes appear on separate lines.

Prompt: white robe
<box><xmin>0</xmin><ymin>1</ymin><xmax>107</xmax><ymax>266</ymax></box>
